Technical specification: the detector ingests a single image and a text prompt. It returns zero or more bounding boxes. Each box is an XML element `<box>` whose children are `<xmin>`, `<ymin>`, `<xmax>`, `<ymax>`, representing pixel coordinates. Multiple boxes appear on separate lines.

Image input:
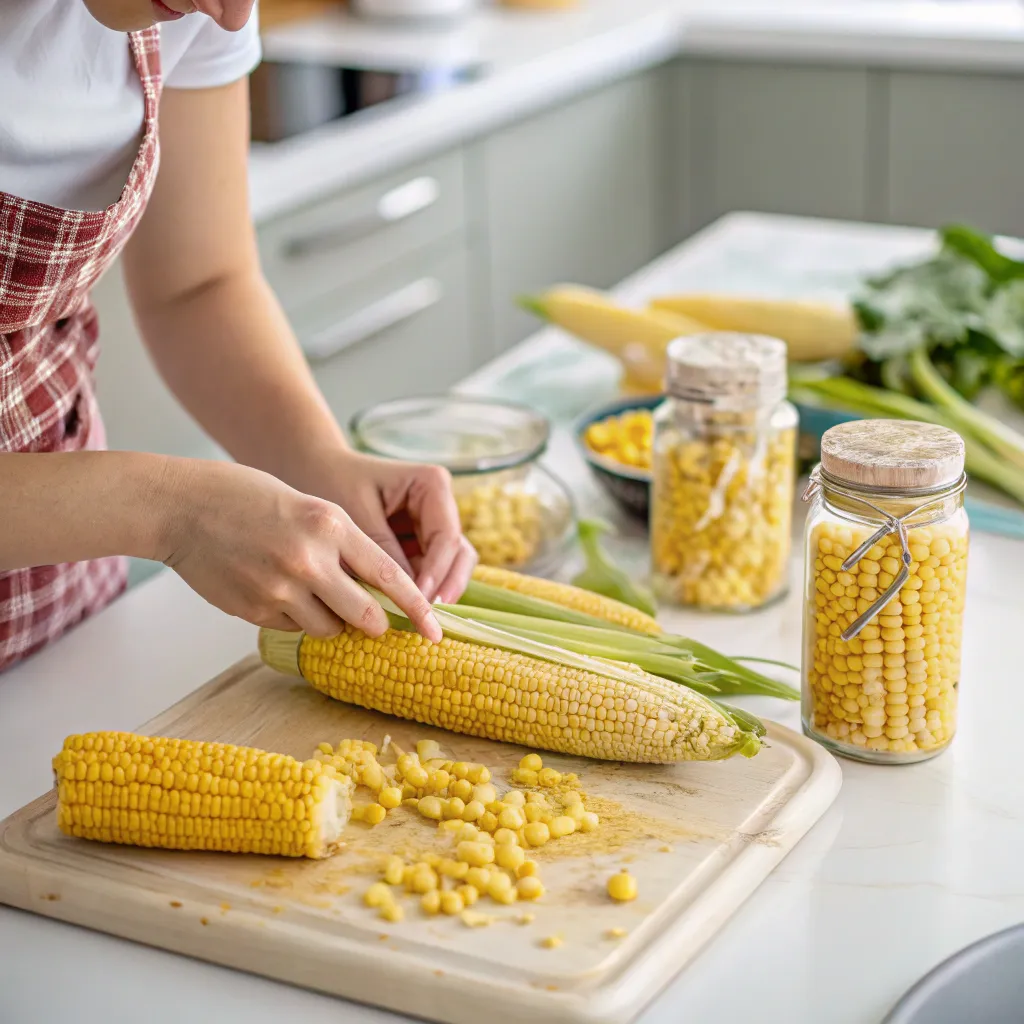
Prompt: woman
<box><xmin>0</xmin><ymin>0</ymin><xmax>477</xmax><ymax>671</ymax></box>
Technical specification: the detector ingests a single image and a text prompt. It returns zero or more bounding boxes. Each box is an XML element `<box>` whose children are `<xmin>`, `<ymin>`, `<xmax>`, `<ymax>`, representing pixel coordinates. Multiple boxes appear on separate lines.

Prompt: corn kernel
<box><xmin>503</xmin><ymin>790</ymin><xmax>526</xmax><ymax>808</ymax></box>
<box><xmin>460</xmin><ymin>909</ymin><xmax>494</xmax><ymax>928</ymax></box>
<box><xmin>549</xmin><ymin>816</ymin><xmax>576</xmax><ymax>839</ymax></box>
<box><xmin>456</xmin><ymin>823</ymin><xmax>480</xmax><ymax>843</ymax></box>
<box><xmin>364</xmin><ymin>883</ymin><xmax>392</xmax><ymax>908</ymax></box>
<box><xmin>517</xmin><ymin>860</ymin><xmax>539</xmax><ymax>879</ymax></box>
<box><xmin>486</xmin><ymin>872</ymin><xmax>515</xmax><ymax>901</ymax></box>
<box><xmin>461</xmin><ymin>800</ymin><xmax>485</xmax><ymax>822</ymax></box>
<box><xmin>495</xmin><ymin>844</ymin><xmax>526</xmax><ymax>872</ymax></box>
<box><xmin>524</xmin><ymin>804</ymin><xmax>545</xmax><ymax>824</ymax></box>
<box><xmin>450</xmin><ymin>778</ymin><xmax>474</xmax><ymax>803</ymax></box>
<box><xmin>417</xmin><ymin>796</ymin><xmax>444</xmax><ymax>821</ymax></box>
<box><xmin>511</xmin><ymin>768</ymin><xmax>539</xmax><ymax>787</ymax></box>
<box><xmin>539</xmin><ymin>935</ymin><xmax>562</xmax><ymax>949</ymax></box>
<box><xmin>383</xmin><ymin>856</ymin><xmax>405</xmax><ymax>886</ymax></box>
<box><xmin>378</xmin><ymin>787</ymin><xmax>403</xmax><ymax>810</ymax></box>
<box><xmin>362</xmin><ymin>803</ymin><xmax>387</xmax><ymax>826</ymax></box>
<box><xmin>466</xmin><ymin>765</ymin><xmax>491</xmax><ymax>785</ymax></box>
<box><xmin>440</xmin><ymin>891</ymin><xmax>465</xmax><ymax>916</ymax></box>
<box><xmin>444</xmin><ymin>797</ymin><xmax>466</xmax><ymax>820</ymax></box>
<box><xmin>456</xmin><ymin>841</ymin><xmax>495</xmax><ymax>867</ymax></box>
<box><xmin>380</xmin><ymin>902</ymin><xmax>404</xmax><ymax>923</ymax></box>
<box><xmin>465</xmin><ymin>867</ymin><xmax>492</xmax><ymax>890</ymax></box>
<box><xmin>498</xmin><ymin>807</ymin><xmax>525</xmax><ymax>830</ymax></box>
<box><xmin>519</xmin><ymin>753</ymin><xmax>543</xmax><ymax>772</ymax></box>
<box><xmin>493</xmin><ymin>827</ymin><xmax>519</xmax><ymax>846</ymax></box>
<box><xmin>607</xmin><ymin>871</ymin><xmax>637</xmax><ymax>902</ymax></box>
<box><xmin>580</xmin><ymin>812</ymin><xmax>600</xmax><ymax>832</ymax></box>
<box><xmin>478</xmin><ymin>811</ymin><xmax>499</xmax><ymax>834</ymax></box>
<box><xmin>523</xmin><ymin>822</ymin><xmax>550</xmax><ymax>847</ymax></box>
<box><xmin>516</xmin><ymin>876</ymin><xmax>544</xmax><ymax>901</ymax></box>
<box><xmin>439</xmin><ymin>859</ymin><xmax>470</xmax><ymax>880</ymax></box>
<box><xmin>472</xmin><ymin>783</ymin><xmax>498</xmax><ymax>805</ymax></box>
<box><xmin>410</xmin><ymin>868</ymin><xmax>439</xmax><ymax>894</ymax></box>
<box><xmin>420</xmin><ymin>890</ymin><xmax>441</xmax><ymax>915</ymax></box>
<box><xmin>537</xmin><ymin>768</ymin><xmax>561</xmax><ymax>787</ymax></box>
<box><xmin>416</xmin><ymin>739</ymin><xmax>442</xmax><ymax>762</ymax></box>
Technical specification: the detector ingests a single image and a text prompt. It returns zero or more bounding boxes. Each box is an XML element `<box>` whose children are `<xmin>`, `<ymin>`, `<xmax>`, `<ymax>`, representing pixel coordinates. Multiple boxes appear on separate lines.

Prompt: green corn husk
<box><xmin>436</xmin><ymin>603</ymin><xmax>798</xmax><ymax>701</ymax></box>
<box><xmin>571</xmin><ymin>518</ymin><xmax>658</xmax><ymax>617</ymax></box>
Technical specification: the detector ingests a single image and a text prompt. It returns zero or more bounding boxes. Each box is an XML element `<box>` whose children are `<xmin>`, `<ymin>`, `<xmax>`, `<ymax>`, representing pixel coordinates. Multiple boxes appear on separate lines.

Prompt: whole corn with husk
<box><xmin>53</xmin><ymin>732</ymin><xmax>352</xmax><ymax>858</ymax></box>
<box><xmin>259</xmin><ymin>567</ymin><xmax>800</xmax><ymax>764</ymax></box>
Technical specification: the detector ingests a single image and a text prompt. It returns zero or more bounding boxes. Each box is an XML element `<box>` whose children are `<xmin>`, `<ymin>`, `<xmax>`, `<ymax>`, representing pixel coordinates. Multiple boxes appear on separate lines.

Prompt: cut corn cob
<box><xmin>53</xmin><ymin>732</ymin><xmax>352</xmax><ymax>858</ymax></box>
<box><xmin>469</xmin><ymin>565</ymin><xmax>661</xmax><ymax>635</ymax></box>
<box><xmin>259</xmin><ymin>625</ymin><xmax>756</xmax><ymax>763</ymax></box>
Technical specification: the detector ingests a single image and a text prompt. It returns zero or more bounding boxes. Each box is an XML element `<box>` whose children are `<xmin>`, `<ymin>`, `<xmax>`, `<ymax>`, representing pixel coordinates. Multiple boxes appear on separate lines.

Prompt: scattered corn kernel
<box><xmin>440</xmin><ymin>891</ymin><xmax>465</xmax><ymax>916</ymax></box>
<box><xmin>461</xmin><ymin>799</ymin><xmax>485</xmax><ymax>823</ymax></box>
<box><xmin>456</xmin><ymin>823</ymin><xmax>480</xmax><ymax>843</ymax></box>
<box><xmin>456</xmin><ymin>841</ymin><xmax>495</xmax><ymax>867</ymax></box>
<box><xmin>486</xmin><ymin>872</ymin><xmax>515</xmax><ymax>901</ymax></box>
<box><xmin>428</xmin><ymin>770</ymin><xmax>451</xmax><ymax>794</ymax></box>
<box><xmin>495</xmin><ymin>844</ymin><xmax>526</xmax><ymax>872</ymax></box>
<box><xmin>516</xmin><ymin>876</ymin><xmax>544</xmax><ymax>901</ymax></box>
<box><xmin>503</xmin><ymin>790</ymin><xmax>526</xmax><ymax>807</ymax></box>
<box><xmin>497</xmin><ymin>807</ymin><xmax>525</xmax><ymax>831</ymax></box>
<box><xmin>416</xmin><ymin>740</ymin><xmax>441</xmax><ymax>761</ymax></box>
<box><xmin>362</xmin><ymin>803</ymin><xmax>387</xmax><ymax>826</ymax></box>
<box><xmin>580</xmin><ymin>812</ymin><xmax>600</xmax><ymax>832</ymax></box>
<box><xmin>549</xmin><ymin>816</ymin><xmax>576</xmax><ymax>839</ymax></box>
<box><xmin>540</xmin><ymin>935</ymin><xmax>562</xmax><ymax>949</ymax></box>
<box><xmin>519</xmin><ymin>753</ymin><xmax>543</xmax><ymax>772</ymax></box>
<box><xmin>517</xmin><ymin>860</ymin><xmax>539</xmax><ymax>879</ymax></box>
<box><xmin>380</xmin><ymin>902</ymin><xmax>404</xmax><ymax>923</ymax></box>
<box><xmin>465</xmin><ymin>867</ymin><xmax>492</xmax><ymax>890</ymax></box>
<box><xmin>461</xmin><ymin>910</ymin><xmax>494</xmax><ymax>928</ymax></box>
<box><xmin>450</xmin><ymin>779</ymin><xmax>474</xmax><ymax>803</ymax></box>
<box><xmin>605</xmin><ymin>927</ymin><xmax>628</xmax><ymax>939</ymax></box>
<box><xmin>523</xmin><ymin>822</ymin><xmax>550</xmax><ymax>847</ymax></box>
<box><xmin>383</xmin><ymin>856</ymin><xmax>405</xmax><ymax>886</ymax></box>
<box><xmin>421</xmin><ymin>891</ymin><xmax>442</xmax><ymax>915</ymax></box>
<box><xmin>478</xmin><ymin>811</ymin><xmax>499</xmax><ymax>834</ymax></box>
<box><xmin>439</xmin><ymin>818</ymin><xmax>464</xmax><ymax>834</ymax></box>
<box><xmin>466</xmin><ymin>766</ymin><xmax>491</xmax><ymax>785</ymax></box>
<box><xmin>607</xmin><ymin>871</ymin><xmax>637</xmax><ymax>902</ymax></box>
<box><xmin>410</xmin><ymin>867</ymin><xmax>439</xmax><ymax>894</ymax></box>
<box><xmin>511</xmin><ymin>768</ymin><xmax>539</xmax><ymax>787</ymax></box>
<box><xmin>417</xmin><ymin>796</ymin><xmax>444</xmax><ymax>821</ymax></box>
<box><xmin>456</xmin><ymin>884</ymin><xmax>479</xmax><ymax>906</ymax></box>
<box><xmin>524</xmin><ymin>804</ymin><xmax>546</xmax><ymax>824</ymax></box>
<box><xmin>444</xmin><ymin>797</ymin><xmax>466</xmax><ymax>820</ymax></box>
<box><xmin>439</xmin><ymin>859</ymin><xmax>470</xmax><ymax>880</ymax></box>
<box><xmin>363</xmin><ymin>883</ymin><xmax>392</xmax><ymax>908</ymax></box>
<box><xmin>472</xmin><ymin>783</ymin><xmax>498</xmax><ymax>805</ymax></box>
<box><xmin>537</xmin><ymin>768</ymin><xmax>561</xmax><ymax>787</ymax></box>
<box><xmin>516</xmin><ymin>912</ymin><xmax>536</xmax><ymax>925</ymax></box>
<box><xmin>378</xmin><ymin>786</ymin><xmax>403</xmax><ymax>810</ymax></box>
<box><xmin>493</xmin><ymin>827</ymin><xmax>519</xmax><ymax>846</ymax></box>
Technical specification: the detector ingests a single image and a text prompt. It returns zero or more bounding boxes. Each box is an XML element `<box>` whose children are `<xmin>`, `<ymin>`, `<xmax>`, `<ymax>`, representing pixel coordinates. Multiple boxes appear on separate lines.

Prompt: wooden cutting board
<box><xmin>0</xmin><ymin>655</ymin><xmax>841</xmax><ymax>1024</ymax></box>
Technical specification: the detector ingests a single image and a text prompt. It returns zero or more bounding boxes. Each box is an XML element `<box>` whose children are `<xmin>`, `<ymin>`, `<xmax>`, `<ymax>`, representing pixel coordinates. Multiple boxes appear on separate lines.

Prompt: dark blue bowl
<box><xmin>573</xmin><ymin>394</ymin><xmax>663</xmax><ymax>522</ymax></box>
<box><xmin>574</xmin><ymin>396</ymin><xmax>859</xmax><ymax>522</ymax></box>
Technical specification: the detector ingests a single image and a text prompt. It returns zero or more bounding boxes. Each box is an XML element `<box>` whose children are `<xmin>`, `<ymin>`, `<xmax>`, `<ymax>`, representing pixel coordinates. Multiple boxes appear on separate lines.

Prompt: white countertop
<box><xmin>249</xmin><ymin>0</ymin><xmax>1024</xmax><ymax>221</ymax></box>
<box><xmin>3</xmin><ymin>213</ymin><xmax>1024</xmax><ymax>1023</ymax></box>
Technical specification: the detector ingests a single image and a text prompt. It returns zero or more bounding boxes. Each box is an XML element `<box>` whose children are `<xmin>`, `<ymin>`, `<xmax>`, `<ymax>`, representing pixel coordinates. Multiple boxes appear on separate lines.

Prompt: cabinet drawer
<box><xmin>292</xmin><ymin>245</ymin><xmax>478</xmax><ymax>420</ymax></box>
<box><xmin>258</xmin><ymin>150</ymin><xmax>466</xmax><ymax>316</ymax></box>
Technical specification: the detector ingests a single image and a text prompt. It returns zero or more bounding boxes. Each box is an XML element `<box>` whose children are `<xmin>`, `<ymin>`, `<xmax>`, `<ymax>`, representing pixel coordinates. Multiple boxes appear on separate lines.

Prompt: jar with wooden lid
<box><xmin>801</xmin><ymin>419</ymin><xmax>969</xmax><ymax>763</ymax></box>
<box><xmin>650</xmin><ymin>333</ymin><xmax>798</xmax><ymax>611</ymax></box>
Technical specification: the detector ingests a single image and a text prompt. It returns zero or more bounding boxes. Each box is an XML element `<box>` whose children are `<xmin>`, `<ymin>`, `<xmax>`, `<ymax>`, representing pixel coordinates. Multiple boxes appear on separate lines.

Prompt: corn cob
<box><xmin>470</xmin><ymin>565</ymin><xmax>661</xmax><ymax>635</ymax></box>
<box><xmin>53</xmin><ymin>732</ymin><xmax>352</xmax><ymax>858</ymax></box>
<box><xmin>259</xmin><ymin>625</ymin><xmax>757</xmax><ymax>763</ymax></box>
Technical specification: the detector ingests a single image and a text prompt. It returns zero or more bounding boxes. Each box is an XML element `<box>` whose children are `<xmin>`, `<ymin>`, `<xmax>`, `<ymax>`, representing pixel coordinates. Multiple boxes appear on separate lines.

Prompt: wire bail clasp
<box><xmin>802</xmin><ymin>464</ymin><xmax>966</xmax><ymax>641</ymax></box>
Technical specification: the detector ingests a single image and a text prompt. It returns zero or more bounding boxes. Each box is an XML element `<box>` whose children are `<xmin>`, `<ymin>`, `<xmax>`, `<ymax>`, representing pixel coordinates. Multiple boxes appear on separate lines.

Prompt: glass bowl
<box><xmin>348</xmin><ymin>395</ymin><xmax>577</xmax><ymax>575</ymax></box>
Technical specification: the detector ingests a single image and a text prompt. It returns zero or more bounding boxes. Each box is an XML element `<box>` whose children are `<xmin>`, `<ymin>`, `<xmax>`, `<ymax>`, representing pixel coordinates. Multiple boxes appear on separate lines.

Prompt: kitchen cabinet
<box><xmin>473</xmin><ymin>71</ymin><xmax>666</xmax><ymax>352</ymax></box>
<box><xmin>679</xmin><ymin>60</ymin><xmax>875</xmax><ymax>232</ymax></box>
<box><xmin>886</xmin><ymin>70</ymin><xmax>1024</xmax><ymax>237</ymax></box>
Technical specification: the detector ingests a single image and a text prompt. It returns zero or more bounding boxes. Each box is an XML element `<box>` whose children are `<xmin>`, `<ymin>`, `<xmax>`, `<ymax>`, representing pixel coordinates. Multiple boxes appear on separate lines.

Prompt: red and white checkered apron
<box><xmin>0</xmin><ymin>29</ymin><xmax>162</xmax><ymax>672</ymax></box>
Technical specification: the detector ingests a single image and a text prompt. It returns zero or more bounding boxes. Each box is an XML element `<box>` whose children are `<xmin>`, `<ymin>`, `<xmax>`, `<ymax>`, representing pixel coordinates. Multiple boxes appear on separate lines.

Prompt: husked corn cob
<box><xmin>261</xmin><ymin>625</ymin><xmax>753</xmax><ymax>763</ymax></box>
<box><xmin>53</xmin><ymin>733</ymin><xmax>352</xmax><ymax>858</ymax></box>
<box><xmin>470</xmin><ymin>565</ymin><xmax>661</xmax><ymax>636</ymax></box>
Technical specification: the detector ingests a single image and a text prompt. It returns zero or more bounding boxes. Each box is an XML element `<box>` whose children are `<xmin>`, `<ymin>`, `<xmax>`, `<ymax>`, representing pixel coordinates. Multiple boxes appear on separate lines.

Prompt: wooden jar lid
<box><xmin>820</xmin><ymin>419</ymin><xmax>965</xmax><ymax>491</ymax></box>
<box><xmin>666</xmin><ymin>333</ymin><xmax>787</xmax><ymax>410</ymax></box>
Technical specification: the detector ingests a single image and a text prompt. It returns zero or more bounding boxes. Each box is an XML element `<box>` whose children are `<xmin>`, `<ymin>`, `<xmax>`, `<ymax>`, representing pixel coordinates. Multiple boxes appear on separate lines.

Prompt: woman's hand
<box><xmin>162</xmin><ymin>460</ymin><xmax>443</xmax><ymax>641</ymax></box>
<box><xmin>316</xmin><ymin>451</ymin><xmax>478</xmax><ymax>606</ymax></box>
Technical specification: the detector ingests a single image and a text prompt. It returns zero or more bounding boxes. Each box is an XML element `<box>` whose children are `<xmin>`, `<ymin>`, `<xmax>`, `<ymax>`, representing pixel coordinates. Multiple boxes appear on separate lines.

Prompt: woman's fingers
<box><xmin>435</xmin><ymin>536</ymin><xmax>479</xmax><ymax>606</ymax></box>
<box><xmin>406</xmin><ymin>466</ymin><xmax>464</xmax><ymax>603</ymax></box>
<box><xmin>330</xmin><ymin>519</ymin><xmax>442</xmax><ymax>642</ymax></box>
<box><xmin>283</xmin><ymin>595</ymin><xmax>347</xmax><ymax>639</ymax></box>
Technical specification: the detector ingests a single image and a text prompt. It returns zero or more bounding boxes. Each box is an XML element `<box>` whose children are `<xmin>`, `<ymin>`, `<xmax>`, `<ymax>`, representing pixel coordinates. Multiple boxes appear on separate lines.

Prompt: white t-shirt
<box><xmin>0</xmin><ymin>2</ymin><xmax>262</xmax><ymax>212</ymax></box>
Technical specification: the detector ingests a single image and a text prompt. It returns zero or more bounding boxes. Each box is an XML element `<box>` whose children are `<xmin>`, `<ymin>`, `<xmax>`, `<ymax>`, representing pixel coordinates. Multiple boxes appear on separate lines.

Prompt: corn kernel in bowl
<box><xmin>583</xmin><ymin>409</ymin><xmax>654</xmax><ymax>471</ymax></box>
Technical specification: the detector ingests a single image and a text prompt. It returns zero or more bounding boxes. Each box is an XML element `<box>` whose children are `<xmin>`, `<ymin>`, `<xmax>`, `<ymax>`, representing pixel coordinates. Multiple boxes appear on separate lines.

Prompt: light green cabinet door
<box><xmin>682</xmin><ymin>61</ymin><xmax>874</xmax><ymax>231</ymax></box>
<box><xmin>886</xmin><ymin>71</ymin><xmax>1024</xmax><ymax>237</ymax></box>
<box><xmin>475</xmin><ymin>72</ymin><xmax>665</xmax><ymax>352</ymax></box>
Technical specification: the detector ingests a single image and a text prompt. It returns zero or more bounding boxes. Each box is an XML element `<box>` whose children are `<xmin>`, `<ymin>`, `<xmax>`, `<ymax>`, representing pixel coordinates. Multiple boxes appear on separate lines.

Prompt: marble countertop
<box><xmin>2</xmin><ymin>212</ymin><xmax>1023</xmax><ymax>1024</ymax></box>
<box><xmin>249</xmin><ymin>0</ymin><xmax>1024</xmax><ymax>222</ymax></box>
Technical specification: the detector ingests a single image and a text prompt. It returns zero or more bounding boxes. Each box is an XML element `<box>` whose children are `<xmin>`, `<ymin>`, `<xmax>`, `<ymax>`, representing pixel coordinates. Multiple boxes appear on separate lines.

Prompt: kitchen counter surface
<box><xmin>250</xmin><ymin>0</ymin><xmax>1024</xmax><ymax>221</ymax></box>
<box><xmin>3</xmin><ymin>212</ymin><xmax>1024</xmax><ymax>1023</ymax></box>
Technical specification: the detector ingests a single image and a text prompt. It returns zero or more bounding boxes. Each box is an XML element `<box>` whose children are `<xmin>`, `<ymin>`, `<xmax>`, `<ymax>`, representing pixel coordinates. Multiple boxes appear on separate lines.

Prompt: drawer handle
<box><xmin>283</xmin><ymin>176</ymin><xmax>440</xmax><ymax>259</ymax></box>
<box><xmin>302</xmin><ymin>277</ymin><xmax>443</xmax><ymax>362</ymax></box>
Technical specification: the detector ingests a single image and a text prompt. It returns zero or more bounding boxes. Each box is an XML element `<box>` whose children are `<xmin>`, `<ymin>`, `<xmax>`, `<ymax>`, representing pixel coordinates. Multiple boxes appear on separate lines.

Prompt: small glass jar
<box><xmin>348</xmin><ymin>395</ymin><xmax>576</xmax><ymax>574</ymax></box>
<box><xmin>650</xmin><ymin>333</ymin><xmax>798</xmax><ymax>611</ymax></box>
<box><xmin>801</xmin><ymin>419</ymin><xmax>970</xmax><ymax>764</ymax></box>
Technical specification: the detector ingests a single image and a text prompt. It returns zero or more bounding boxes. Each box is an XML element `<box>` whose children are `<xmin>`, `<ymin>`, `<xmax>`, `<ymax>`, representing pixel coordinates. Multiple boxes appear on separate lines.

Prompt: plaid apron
<box><xmin>0</xmin><ymin>29</ymin><xmax>162</xmax><ymax>672</ymax></box>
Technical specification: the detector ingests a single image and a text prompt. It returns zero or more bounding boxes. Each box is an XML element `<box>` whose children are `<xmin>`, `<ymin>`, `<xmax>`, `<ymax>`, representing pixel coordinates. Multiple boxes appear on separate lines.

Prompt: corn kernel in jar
<box><xmin>802</xmin><ymin>420</ymin><xmax>968</xmax><ymax>764</ymax></box>
<box><xmin>456</xmin><ymin>477</ymin><xmax>543</xmax><ymax>569</ymax></box>
<box><xmin>650</xmin><ymin>333</ymin><xmax>796</xmax><ymax>612</ymax></box>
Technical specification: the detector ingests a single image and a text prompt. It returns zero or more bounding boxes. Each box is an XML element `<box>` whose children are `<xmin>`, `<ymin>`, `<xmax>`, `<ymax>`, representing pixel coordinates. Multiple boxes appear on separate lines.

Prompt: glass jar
<box><xmin>348</xmin><ymin>395</ymin><xmax>576</xmax><ymax>574</ymax></box>
<box><xmin>801</xmin><ymin>419</ymin><xmax>969</xmax><ymax>764</ymax></box>
<box><xmin>650</xmin><ymin>333</ymin><xmax>798</xmax><ymax>611</ymax></box>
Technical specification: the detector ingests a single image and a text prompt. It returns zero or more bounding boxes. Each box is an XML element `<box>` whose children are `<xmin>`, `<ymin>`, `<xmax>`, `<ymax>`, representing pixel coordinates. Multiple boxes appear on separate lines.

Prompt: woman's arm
<box><xmin>0</xmin><ymin>451</ymin><xmax>177</xmax><ymax>570</ymax></box>
<box><xmin>120</xmin><ymin>79</ymin><xmax>474</xmax><ymax>604</ymax></box>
